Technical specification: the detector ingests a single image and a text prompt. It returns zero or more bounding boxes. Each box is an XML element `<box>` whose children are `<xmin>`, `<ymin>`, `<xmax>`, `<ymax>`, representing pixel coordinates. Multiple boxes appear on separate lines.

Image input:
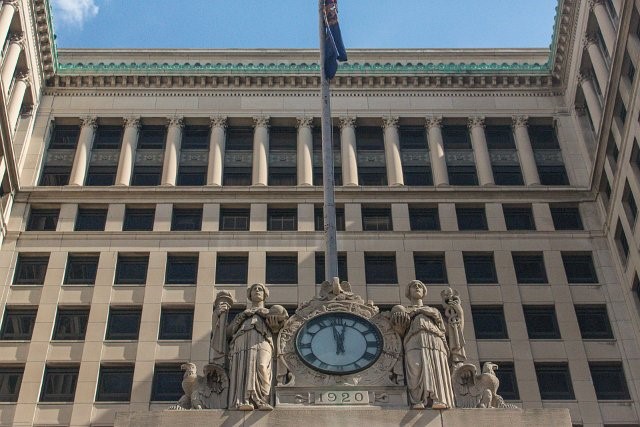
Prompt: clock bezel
<box><xmin>294</xmin><ymin>312</ymin><xmax>384</xmax><ymax>375</ymax></box>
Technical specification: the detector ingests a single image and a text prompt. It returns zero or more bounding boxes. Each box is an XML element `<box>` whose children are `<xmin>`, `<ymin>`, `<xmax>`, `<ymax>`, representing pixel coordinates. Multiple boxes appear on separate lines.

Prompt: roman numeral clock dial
<box><xmin>295</xmin><ymin>312</ymin><xmax>383</xmax><ymax>375</ymax></box>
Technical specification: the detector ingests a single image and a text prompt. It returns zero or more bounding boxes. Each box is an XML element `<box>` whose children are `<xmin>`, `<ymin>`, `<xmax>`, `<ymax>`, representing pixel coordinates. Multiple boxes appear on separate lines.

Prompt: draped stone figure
<box><xmin>391</xmin><ymin>280</ymin><xmax>455</xmax><ymax>409</ymax></box>
<box><xmin>227</xmin><ymin>283</ymin><xmax>288</xmax><ymax>411</ymax></box>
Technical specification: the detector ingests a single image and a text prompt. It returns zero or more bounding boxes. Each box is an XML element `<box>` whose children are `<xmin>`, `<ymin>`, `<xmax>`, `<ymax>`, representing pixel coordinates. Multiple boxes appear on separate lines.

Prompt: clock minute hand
<box><xmin>336</xmin><ymin>326</ymin><xmax>346</xmax><ymax>354</ymax></box>
<box><xmin>330</xmin><ymin>322</ymin><xmax>341</xmax><ymax>355</ymax></box>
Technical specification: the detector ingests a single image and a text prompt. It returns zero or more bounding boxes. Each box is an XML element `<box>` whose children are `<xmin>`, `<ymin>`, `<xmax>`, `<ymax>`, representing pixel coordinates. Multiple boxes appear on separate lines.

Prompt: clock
<box><xmin>295</xmin><ymin>312</ymin><xmax>383</xmax><ymax>375</ymax></box>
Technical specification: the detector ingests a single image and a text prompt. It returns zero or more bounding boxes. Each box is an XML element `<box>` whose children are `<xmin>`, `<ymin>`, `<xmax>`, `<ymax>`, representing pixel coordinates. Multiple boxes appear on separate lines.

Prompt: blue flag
<box><xmin>324</xmin><ymin>0</ymin><xmax>347</xmax><ymax>80</ymax></box>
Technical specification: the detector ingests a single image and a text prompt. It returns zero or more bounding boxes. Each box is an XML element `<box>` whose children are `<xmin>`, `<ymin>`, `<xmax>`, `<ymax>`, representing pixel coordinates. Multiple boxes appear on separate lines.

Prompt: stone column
<box><xmin>583</xmin><ymin>34</ymin><xmax>609</xmax><ymax>93</ymax></box>
<box><xmin>383</xmin><ymin>116</ymin><xmax>404</xmax><ymax>186</ymax></box>
<box><xmin>207</xmin><ymin>116</ymin><xmax>227</xmax><ymax>186</ymax></box>
<box><xmin>297</xmin><ymin>116</ymin><xmax>314</xmax><ymax>186</ymax></box>
<box><xmin>1</xmin><ymin>31</ymin><xmax>22</xmax><ymax>94</ymax></box>
<box><xmin>426</xmin><ymin>116</ymin><xmax>448</xmax><ymax>186</ymax></box>
<box><xmin>68</xmin><ymin>116</ymin><xmax>97</xmax><ymax>186</ymax></box>
<box><xmin>627</xmin><ymin>34</ymin><xmax>640</xmax><ymax>68</ymax></box>
<box><xmin>468</xmin><ymin>116</ymin><xmax>494</xmax><ymax>186</ymax></box>
<box><xmin>589</xmin><ymin>0</ymin><xmax>616</xmax><ymax>55</ymax></box>
<box><xmin>6</xmin><ymin>70</ymin><xmax>28</xmax><ymax>131</ymax></box>
<box><xmin>115</xmin><ymin>116</ymin><xmax>140</xmax><ymax>186</ymax></box>
<box><xmin>161</xmin><ymin>116</ymin><xmax>184</xmax><ymax>186</ymax></box>
<box><xmin>0</xmin><ymin>1</ymin><xmax>18</xmax><ymax>52</ymax></box>
<box><xmin>252</xmin><ymin>116</ymin><xmax>269</xmax><ymax>186</ymax></box>
<box><xmin>340</xmin><ymin>116</ymin><xmax>358</xmax><ymax>186</ymax></box>
<box><xmin>578</xmin><ymin>72</ymin><xmax>603</xmax><ymax>127</ymax></box>
<box><xmin>512</xmin><ymin>116</ymin><xmax>540</xmax><ymax>186</ymax></box>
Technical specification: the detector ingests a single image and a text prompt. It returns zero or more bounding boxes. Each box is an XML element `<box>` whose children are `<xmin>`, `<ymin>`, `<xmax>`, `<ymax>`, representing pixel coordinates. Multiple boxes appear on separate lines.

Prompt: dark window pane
<box><xmin>123</xmin><ymin>208</ymin><xmax>155</xmax><ymax>231</ymax></box>
<box><xmin>457</xmin><ymin>207</ymin><xmax>488</xmax><ymax>231</ymax></box>
<box><xmin>486</xmin><ymin>126</ymin><xmax>515</xmax><ymax>149</ymax></box>
<box><xmin>115</xmin><ymin>255</ymin><xmax>149</xmax><ymax>285</ymax></box>
<box><xmin>314</xmin><ymin>207</ymin><xmax>345</xmax><ymax>231</ymax></box>
<box><xmin>409</xmin><ymin>207</ymin><xmax>440</xmax><ymax>231</ymax></box>
<box><xmin>74</xmin><ymin>208</ymin><xmax>107</xmax><ymax>231</ymax></box>
<box><xmin>13</xmin><ymin>255</ymin><xmax>49</xmax><ymax>285</ymax></box>
<box><xmin>151</xmin><ymin>366</ymin><xmax>183</xmax><ymax>401</ymax></box>
<box><xmin>562</xmin><ymin>253</ymin><xmax>598</xmax><ymax>283</ymax></box>
<box><xmin>359</xmin><ymin>168</ymin><xmax>387</xmax><ymax>186</ymax></box>
<box><xmin>159</xmin><ymin>309</ymin><xmax>193</xmax><ymax>340</ymax></box>
<box><xmin>50</xmin><ymin>125</ymin><xmax>80</xmax><ymax>149</ymax></box>
<box><xmin>53</xmin><ymin>309</ymin><xmax>89</xmax><ymax>340</ymax></box>
<box><xmin>0</xmin><ymin>367</ymin><xmax>23</xmax><ymax>402</ymax></box>
<box><xmin>220</xmin><ymin>208</ymin><xmax>250</xmax><ymax>231</ymax></box>
<box><xmin>265</xmin><ymin>255</ymin><xmax>298</xmax><ymax>284</ymax></box>
<box><xmin>93</xmin><ymin>126</ymin><xmax>123</xmax><ymax>150</ymax></box>
<box><xmin>550</xmin><ymin>207</ymin><xmax>583</xmax><ymax>230</ymax></box>
<box><xmin>0</xmin><ymin>309</ymin><xmax>37</xmax><ymax>340</ymax></box>
<box><xmin>403</xmin><ymin>166</ymin><xmax>432</xmax><ymax>186</ymax></box>
<box><xmin>171</xmin><ymin>208</ymin><xmax>203</xmax><ymax>231</ymax></box>
<box><xmin>503</xmin><ymin>207</ymin><xmax>535</xmax><ymax>230</ymax></box>
<box><xmin>362</xmin><ymin>208</ymin><xmax>392</xmax><ymax>231</ymax></box>
<box><xmin>215</xmin><ymin>255</ymin><xmax>248</xmax><ymax>284</ymax></box>
<box><xmin>106</xmin><ymin>308</ymin><xmax>141</xmax><ymax>340</ymax></box>
<box><xmin>356</xmin><ymin>126</ymin><xmax>384</xmax><ymax>150</ymax></box>
<box><xmin>471</xmin><ymin>306</ymin><xmax>508</xmax><ymax>339</ymax></box>
<box><xmin>27</xmin><ymin>209</ymin><xmax>60</xmax><ymax>231</ymax></box>
<box><xmin>96</xmin><ymin>366</ymin><xmax>134</xmax><ymax>402</ymax></box>
<box><xmin>39</xmin><ymin>166</ymin><xmax>71</xmax><ymax>186</ymax></box>
<box><xmin>493</xmin><ymin>166</ymin><xmax>524</xmax><ymax>185</ymax></box>
<box><xmin>523</xmin><ymin>306</ymin><xmax>560</xmax><ymax>339</ymax></box>
<box><xmin>590</xmin><ymin>363</ymin><xmax>630</xmax><ymax>400</ymax></box>
<box><xmin>138</xmin><ymin>126</ymin><xmax>166</xmax><ymax>149</ymax></box>
<box><xmin>223</xmin><ymin>168</ymin><xmax>252</xmax><ymax>186</ymax></box>
<box><xmin>40</xmin><ymin>366</ymin><xmax>79</xmax><ymax>402</ymax></box>
<box><xmin>315</xmin><ymin>252</ymin><xmax>348</xmax><ymax>283</ymax></box>
<box><xmin>85</xmin><ymin>165</ymin><xmax>117</xmax><ymax>186</ymax></box>
<box><xmin>165</xmin><ymin>255</ymin><xmax>198</xmax><ymax>285</ymax></box>
<box><xmin>575</xmin><ymin>305</ymin><xmax>613</xmax><ymax>339</ymax></box>
<box><xmin>464</xmin><ymin>253</ymin><xmax>497</xmax><ymax>284</ymax></box>
<box><xmin>528</xmin><ymin>126</ymin><xmax>560</xmax><ymax>149</ymax></box>
<box><xmin>414</xmin><ymin>254</ymin><xmax>447</xmax><ymax>284</ymax></box>
<box><xmin>365</xmin><ymin>254</ymin><xmax>397</xmax><ymax>284</ymax></box>
<box><xmin>269</xmin><ymin>168</ymin><xmax>297</xmax><ymax>186</ymax></box>
<box><xmin>442</xmin><ymin>126</ymin><xmax>471</xmax><ymax>149</ymax></box>
<box><xmin>64</xmin><ymin>255</ymin><xmax>99</xmax><ymax>285</ymax></box>
<box><xmin>267</xmin><ymin>208</ymin><xmax>297</xmax><ymax>231</ymax></box>
<box><xmin>448</xmin><ymin>166</ymin><xmax>478</xmax><ymax>186</ymax></box>
<box><xmin>513</xmin><ymin>254</ymin><xmax>547</xmax><ymax>284</ymax></box>
<box><xmin>535</xmin><ymin>363</ymin><xmax>574</xmax><ymax>400</ymax></box>
<box><xmin>131</xmin><ymin>166</ymin><xmax>162</xmax><ymax>186</ymax></box>
<box><xmin>399</xmin><ymin>126</ymin><xmax>427</xmax><ymax>150</ymax></box>
<box><xmin>538</xmin><ymin>166</ymin><xmax>569</xmax><ymax>185</ymax></box>
<box><xmin>182</xmin><ymin>126</ymin><xmax>210</xmax><ymax>149</ymax></box>
<box><xmin>177</xmin><ymin>167</ymin><xmax>206</xmax><ymax>186</ymax></box>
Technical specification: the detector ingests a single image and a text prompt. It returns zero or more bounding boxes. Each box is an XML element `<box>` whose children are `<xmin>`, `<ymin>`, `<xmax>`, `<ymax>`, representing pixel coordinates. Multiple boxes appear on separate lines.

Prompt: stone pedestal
<box><xmin>115</xmin><ymin>408</ymin><xmax>571</xmax><ymax>427</ymax></box>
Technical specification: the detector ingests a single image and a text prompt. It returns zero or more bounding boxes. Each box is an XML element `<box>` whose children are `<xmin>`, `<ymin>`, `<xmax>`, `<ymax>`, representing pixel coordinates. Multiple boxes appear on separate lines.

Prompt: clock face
<box><xmin>295</xmin><ymin>312</ymin><xmax>383</xmax><ymax>375</ymax></box>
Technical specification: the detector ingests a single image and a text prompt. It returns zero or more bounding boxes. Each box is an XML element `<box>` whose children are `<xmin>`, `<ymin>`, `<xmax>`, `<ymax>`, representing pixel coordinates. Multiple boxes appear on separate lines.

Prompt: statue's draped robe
<box><xmin>403</xmin><ymin>307</ymin><xmax>455</xmax><ymax>408</ymax></box>
<box><xmin>228</xmin><ymin>311</ymin><xmax>273</xmax><ymax>409</ymax></box>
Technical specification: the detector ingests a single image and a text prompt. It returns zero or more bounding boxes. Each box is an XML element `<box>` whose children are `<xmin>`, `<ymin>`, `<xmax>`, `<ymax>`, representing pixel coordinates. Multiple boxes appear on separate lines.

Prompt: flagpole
<box><xmin>319</xmin><ymin>0</ymin><xmax>339</xmax><ymax>281</ymax></box>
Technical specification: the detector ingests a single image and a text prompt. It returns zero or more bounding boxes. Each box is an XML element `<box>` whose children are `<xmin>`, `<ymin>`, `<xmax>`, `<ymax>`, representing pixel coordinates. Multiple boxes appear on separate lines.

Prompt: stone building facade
<box><xmin>0</xmin><ymin>0</ymin><xmax>639</xmax><ymax>425</ymax></box>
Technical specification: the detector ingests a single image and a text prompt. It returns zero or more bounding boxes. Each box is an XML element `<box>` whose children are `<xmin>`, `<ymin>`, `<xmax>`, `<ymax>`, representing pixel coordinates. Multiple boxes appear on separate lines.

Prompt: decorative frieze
<box><xmin>401</xmin><ymin>150</ymin><xmax>430</xmax><ymax>166</ymax></box>
<box><xmin>312</xmin><ymin>151</ymin><xmax>341</xmax><ymax>166</ymax></box>
<box><xmin>135</xmin><ymin>149</ymin><xmax>165</xmax><ymax>165</ymax></box>
<box><xmin>224</xmin><ymin>150</ymin><xmax>253</xmax><ymax>167</ymax></box>
<box><xmin>90</xmin><ymin>150</ymin><xmax>120</xmax><ymax>166</ymax></box>
<box><xmin>534</xmin><ymin>149</ymin><xmax>564</xmax><ymax>166</ymax></box>
<box><xmin>357</xmin><ymin>151</ymin><xmax>386</xmax><ymax>167</ymax></box>
<box><xmin>445</xmin><ymin>149</ymin><xmax>475</xmax><ymax>166</ymax></box>
<box><xmin>180</xmin><ymin>150</ymin><xmax>209</xmax><ymax>166</ymax></box>
<box><xmin>269</xmin><ymin>151</ymin><xmax>297</xmax><ymax>167</ymax></box>
<box><xmin>45</xmin><ymin>149</ymin><xmax>75</xmax><ymax>166</ymax></box>
<box><xmin>489</xmin><ymin>149</ymin><xmax>520</xmax><ymax>166</ymax></box>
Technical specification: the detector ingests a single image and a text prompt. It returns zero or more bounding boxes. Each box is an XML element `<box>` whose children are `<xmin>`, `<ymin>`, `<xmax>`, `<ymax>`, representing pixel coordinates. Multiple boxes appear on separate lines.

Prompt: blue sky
<box><xmin>51</xmin><ymin>0</ymin><xmax>558</xmax><ymax>49</ymax></box>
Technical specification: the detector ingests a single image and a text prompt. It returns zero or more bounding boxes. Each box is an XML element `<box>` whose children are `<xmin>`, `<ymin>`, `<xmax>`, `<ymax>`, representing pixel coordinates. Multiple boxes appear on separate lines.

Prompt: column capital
<box><xmin>20</xmin><ymin>104</ymin><xmax>32</xmax><ymax>117</ymax></box>
<box><xmin>582</xmin><ymin>33</ymin><xmax>598</xmax><ymax>49</ymax></box>
<box><xmin>574</xmin><ymin>104</ymin><xmax>587</xmax><ymax>116</ymax></box>
<box><xmin>467</xmin><ymin>116</ymin><xmax>485</xmax><ymax>129</ymax></box>
<box><xmin>80</xmin><ymin>116</ymin><xmax>98</xmax><ymax>129</ymax></box>
<box><xmin>425</xmin><ymin>116</ymin><xmax>443</xmax><ymax>129</ymax></box>
<box><xmin>167</xmin><ymin>116</ymin><xmax>184</xmax><ymax>128</ymax></box>
<box><xmin>296</xmin><ymin>116</ymin><xmax>313</xmax><ymax>129</ymax></box>
<box><xmin>15</xmin><ymin>69</ymin><xmax>30</xmax><ymax>83</ymax></box>
<box><xmin>253</xmin><ymin>115</ymin><xmax>270</xmax><ymax>128</ymax></box>
<box><xmin>8</xmin><ymin>31</ymin><xmax>23</xmax><ymax>45</ymax></box>
<box><xmin>210</xmin><ymin>115</ymin><xmax>228</xmax><ymax>129</ymax></box>
<box><xmin>339</xmin><ymin>116</ymin><xmax>356</xmax><ymax>129</ymax></box>
<box><xmin>577</xmin><ymin>71</ymin><xmax>595</xmax><ymax>85</ymax></box>
<box><xmin>2</xmin><ymin>1</ymin><xmax>19</xmax><ymax>12</ymax></box>
<box><xmin>511</xmin><ymin>115</ymin><xmax>529</xmax><ymax>128</ymax></box>
<box><xmin>382</xmin><ymin>116</ymin><xmax>399</xmax><ymax>130</ymax></box>
<box><xmin>123</xmin><ymin>116</ymin><xmax>141</xmax><ymax>129</ymax></box>
<box><xmin>588</xmin><ymin>0</ymin><xmax>605</xmax><ymax>10</ymax></box>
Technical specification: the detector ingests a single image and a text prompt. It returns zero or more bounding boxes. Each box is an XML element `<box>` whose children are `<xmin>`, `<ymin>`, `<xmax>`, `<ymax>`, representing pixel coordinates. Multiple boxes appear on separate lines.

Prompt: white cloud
<box><xmin>52</xmin><ymin>0</ymin><xmax>99</xmax><ymax>27</ymax></box>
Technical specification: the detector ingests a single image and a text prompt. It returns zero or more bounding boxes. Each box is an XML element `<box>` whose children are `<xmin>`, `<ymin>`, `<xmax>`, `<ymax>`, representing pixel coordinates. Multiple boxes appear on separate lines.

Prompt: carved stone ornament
<box><xmin>296</xmin><ymin>116</ymin><xmax>313</xmax><ymax>129</ymax></box>
<box><xmin>577</xmin><ymin>71</ymin><xmax>594</xmax><ymax>85</ymax></box>
<box><xmin>167</xmin><ymin>116</ymin><xmax>184</xmax><ymax>128</ymax></box>
<box><xmin>253</xmin><ymin>115</ymin><xmax>270</xmax><ymax>128</ymax></box>
<box><xmin>511</xmin><ymin>115</ymin><xmax>529</xmax><ymax>128</ymax></box>
<box><xmin>588</xmin><ymin>0</ymin><xmax>605</xmax><ymax>10</ymax></box>
<box><xmin>80</xmin><ymin>115</ymin><xmax>98</xmax><ymax>129</ymax></box>
<box><xmin>339</xmin><ymin>116</ymin><xmax>356</xmax><ymax>129</ymax></box>
<box><xmin>169</xmin><ymin>363</ymin><xmax>229</xmax><ymax>410</ymax></box>
<box><xmin>425</xmin><ymin>116</ymin><xmax>443</xmax><ymax>129</ymax></box>
<box><xmin>582</xmin><ymin>33</ymin><xmax>598</xmax><ymax>49</ymax></box>
<box><xmin>123</xmin><ymin>116</ymin><xmax>141</xmax><ymax>129</ymax></box>
<box><xmin>210</xmin><ymin>115</ymin><xmax>227</xmax><ymax>129</ymax></box>
<box><xmin>15</xmin><ymin>70</ymin><xmax>30</xmax><ymax>84</ymax></box>
<box><xmin>452</xmin><ymin>362</ymin><xmax>518</xmax><ymax>409</ymax></box>
<box><xmin>9</xmin><ymin>31</ymin><xmax>24</xmax><ymax>46</ymax></box>
<box><xmin>467</xmin><ymin>116</ymin><xmax>485</xmax><ymax>129</ymax></box>
<box><xmin>3</xmin><ymin>1</ymin><xmax>19</xmax><ymax>12</ymax></box>
<box><xmin>382</xmin><ymin>116</ymin><xmax>399</xmax><ymax>130</ymax></box>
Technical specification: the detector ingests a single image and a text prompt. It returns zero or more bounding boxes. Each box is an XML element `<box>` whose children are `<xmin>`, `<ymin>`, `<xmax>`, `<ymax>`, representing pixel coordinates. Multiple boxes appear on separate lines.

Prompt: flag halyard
<box><xmin>323</xmin><ymin>0</ymin><xmax>347</xmax><ymax>80</ymax></box>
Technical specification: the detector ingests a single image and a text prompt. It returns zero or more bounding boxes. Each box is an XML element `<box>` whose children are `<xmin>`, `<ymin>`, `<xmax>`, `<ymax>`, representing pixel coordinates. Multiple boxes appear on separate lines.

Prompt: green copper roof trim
<box><xmin>47</xmin><ymin>0</ymin><xmax>564</xmax><ymax>76</ymax></box>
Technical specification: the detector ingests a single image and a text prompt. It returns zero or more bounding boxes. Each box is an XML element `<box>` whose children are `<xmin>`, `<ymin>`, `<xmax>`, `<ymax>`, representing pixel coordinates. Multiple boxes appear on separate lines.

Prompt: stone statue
<box><xmin>172</xmin><ymin>363</ymin><xmax>229</xmax><ymax>410</ymax></box>
<box><xmin>391</xmin><ymin>280</ymin><xmax>455</xmax><ymax>409</ymax></box>
<box><xmin>452</xmin><ymin>362</ymin><xmax>517</xmax><ymax>409</ymax></box>
<box><xmin>441</xmin><ymin>288</ymin><xmax>466</xmax><ymax>367</ymax></box>
<box><xmin>227</xmin><ymin>283</ymin><xmax>288</xmax><ymax>411</ymax></box>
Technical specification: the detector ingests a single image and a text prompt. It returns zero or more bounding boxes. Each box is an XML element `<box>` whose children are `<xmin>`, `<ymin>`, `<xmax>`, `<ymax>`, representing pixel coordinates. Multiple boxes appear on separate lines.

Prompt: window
<box><xmin>93</xmin><ymin>126</ymin><xmax>123</xmax><ymax>150</ymax></box>
<box><xmin>512</xmin><ymin>253</ymin><xmax>547</xmax><ymax>284</ymax></box>
<box><xmin>589</xmin><ymin>363</ymin><xmax>630</xmax><ymax>400</ymax></box>
<box><xmin>267</xmin><ymin>208</ymin><xmax>297</xmax><ymax>231</ymax></box>
<box><xmin>49</xmin><ymin>125</ymin><xmax>80</xmax><ymax>149</ymax></box>
<box><xmin>0</xmin><ymin>308</ymin><xmax>37</xmax><ymax>340</ymax></box>
<box><xmin>550</xmin><ymin>206</ymin><xmax>583</xmax><ymax>230</ymax></box>
<box><xmin>39</xmin><ymin>166</ymin><xmax>72</xmax><ymax>186</ymax></box>
<box><xmin>503</xmin><ymin>206</ymin><xmax>535</xmax><ymax>231</ymax></box>
<box><xmin>456</xmin><ymin>207</ymin><xmax>487</xmax><ymax>231</ymax></box>
<box><xmin>123</xmin><ymin>207</ymin><xmax>155</xmax><ymax>231</ymax></box>
<box><xmin>314</xmin><ymin>207</ymin><xmax>345</xmax><ymax>231</ymax></box>
<box><xmin>535</xmin><ymin>363</ymin><xmax>574</xmax><ymax>400</ymax></box>
<box><xmin>615</xmin><ymin>221</ymin><xmax>630</xmax><ymax>262</ymax></box>
<box><xmin>40</xmin><ymin>366</ymin><xmax>79</xmax><ymax>402</ymax></box>
<box><xmin>64</xmin><ymin>254</ymin><xmax>99</xmax><ymax>285</ymax></box>
<box><xmin>53</xmin><ymin>308</ymin><xmax>89</xmax><ymax>340</ymax></box>
<box><xmin>182</xmin><ymin>125</ymin><xmax>209</xmax><ymax>150</ymax></box>
<box><xmin>171</xmin><ymin>207</ymin><xmax>203</xmax><ymax>231</ymax></box>
<box><xmin>414</xmin><ymin>253</ymin><xmax>447</xmax><ymax>284</ymax></box>
<box><xmin>529</xmin><ymin>125</ymin><xmax>568</xmax><ymax>186</ymax></box>
<box><xmin>13</xmin><ymin>254</ymin><xmax>49</xmax><ymax>285</ymax></box>
<box><xmin>27</xmin><ymin>208</ymin><xmax>59</xmax><ymax>231</ymax></box>
<box><xmin>399</xmin><ymin>126</ymin><xmax>432</xmax><ymax>186</ymax></box>
<box><xmin>39</xmin><ymin>125</ymin><xmax>80</xmax><ymax>186</ymax></box>
<box><xmin>0</xmin><ymin>367</ymin><xmax>23</xmax><ymax>402</ymax></box>
<box><xmin>315</xmin><ymin>252</ymin><xmax>348</xmax><ymax>283</ymax></box>
<box><xmin>365</xmin><ymin>253</ymin><xmax>397</xmax><ymax>284</ymax></box>
<box><xmin>96</xmin><ymin>366</ymin><xmax>134</xmax><ymax>402</ymax></box>
<box><xmin>165</xmin><ymin>254</ymin><xmax>198</xmax><ymax>285</ymax></box>
<box><xmin>115</xmin><ymin>254</ymin><xmax>149</xmax><ymax>285</ymax></box>
<box><xmin>447</xmin><ymin>166</ymin><xmax>478</xmax><ymax>186</ymax></box>
<box><xmin>265</xmin><ymin>254</ymin><xmax>298</xmax><ymax>284</ymax></box>
<box><xmin>131</xmin><ymin>166</ymin><xmax>162</xmax><ymax>186</ymax></box>
<box><xmin>159</xmin><ymin>308</ymin><xmax>193</xmax><ymax>340</ymax></box>
<box><xmin>471</xmin><ymin>306</ymin><xmax>508</xmax><ymax>339</ymax></box>
<box><xmin>223</xmin><ymin>127</ymin><xmax>253</xmax><ymax>186</ymax></box>
<box><xmin>138</xmin><ymin>125</ymin><xmax>167</xmax><ymax>149</ymax></box>
<box><xmin>562</xmin><ymin>253</ymin><xmax>598</xmax><ymax>283</ymax></box>
<box><xmin>463</xmin><ymin>253</ymin><xmax>497</xmax><ymax>284</ymax></box>
<box><xmin>409</xmin><ymin>206</ymin><xmax>440</xmax><ymax>231</ymax></box>
<box><xmin>622</xmin><ymin>182</ymin><xmax>638</xmax><ymax>226</ymax></box>
<box><xmin>523</xmin><ymin>306</ymin><xmax>560</xmax><ymax>339</ymax></box>
<box><xmin>486</xmin><ymin>126</ymin><xmax>524</xmax><ymax>185</ymax></box>
<box><xmin>74</xmin><ymin>208</ymin><xmax>107</xmax><ymax>231</ymax></box>
<box><xmin>177</xmin><ymin>166</ymin><xmax>206</xmax><ymax>186</ymax></box>
<box><xmin>356</xmin><ymin>126</ymin><xmax>387</xmax><ymax>186</ymax></box>
<box><xmin>151</xmin><ymin>365</ymin><xmax>184</xmax><ymax>401</ymax></box>
<box><xmin>86</xmin><ymin>166</ymin><xmax>117</xmax><ymax>186</ymax></box>
<box><xmin>362</xmin><ymin>207</ymin><xmax>392</xmax><ymax>231</ymax></box>
<box><xmin>215</xmin><ymin>254</ymin><xmax>248</xmax><ymax>284</ymax></box>
<box><xmin>443</xmin><ymin>125</ymin><xmax>478</xmax><ymax>186</ymax></box>
<box><xmin>105</xmin><ymin>308</ymin><xmax>141</xmax><ymax>340</ymax></box>
<box><xmin>312</xmin><ymin>126</ymin><xmax>342</xmax><ymax>186</ymax></box>
<box><xmin>574</xmin><ymin>305</ymin><xmax>613</xmax><ymax>339</ymax></box>
<box><xmin>219</xmin><ymin>208</ymin><xmax>250</xmax><ymax>231</ymax></box>
<box><xmin>178</xmin><ymin>126</ymin><xmax>209</xmax><ymax>186</ymax></box>
<box><xmin>268</xmin><ymin>127</ymin><xmax>297</xmax><ymax>186</ymax></box>
<box><xmin>480</xmin><ymin>361</ymin><xmax>519</xmax><ymax>400</ymax></box>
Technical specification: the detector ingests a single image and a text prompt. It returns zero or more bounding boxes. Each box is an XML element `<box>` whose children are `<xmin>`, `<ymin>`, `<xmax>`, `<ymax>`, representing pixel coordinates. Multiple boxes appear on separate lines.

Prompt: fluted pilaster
<box><xmin>426</xmin><ymin>116</ymin><xmax>448</xmax><ymax>186</ymax></box>
<box><xmin>207</xmin><ymin>116</ymin><xmax>227</xmax><ymax>186</ymax></box>
<box><xmin>297</xmin><ymin>116</ymin><xmax>314</xmax><ymax>186</ymax></box>
<box><xmin>468</xmin><ymin>117</ymin><xmax>494</xmax><ymax>186</ymax></box>
<box><xmin>339</xmin><ymin>117</ymin><xmax>358</xmax><ymax>186</ymax></box>
<box><xmin>115</xmin><ymin>116</ymin><xmax>140</xmax><ymax>186</ymax></box>
<box><xmin>512</xmin><ymin>116</ymin><xmax>540</xmax><ymax>186</ymax></box>
<box><xmin>68</xmin><ymin>115</ymin><xmax>97</xmax><ymax>186</ymax></box>
<box><xmin>383</xmin><ymin>116</ymin><xmax>403</xmax><ymax>186</ymax></box>
<box><xmin>161</xmin><ymin>116</ymin><xmax>184</xmax><ymax>186</ymax></box>
<box><xmin>252</xmin><ymin>116</ymin><xmax>270</xmax><ymax>186</ymax></box>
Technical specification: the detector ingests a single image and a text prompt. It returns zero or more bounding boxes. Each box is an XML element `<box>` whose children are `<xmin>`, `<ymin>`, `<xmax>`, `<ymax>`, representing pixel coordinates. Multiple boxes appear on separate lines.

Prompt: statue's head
<box><xmin>180</xmin><ymin>362</ymin><xmax>197</xmax><ymax>376</ymax></box>
<box><xmin>406</xmin><ymin>280</ymin><xmax>427</xmax><ymax>301</ymax></box>
<box><xmin>482</xmin><ymin>362</ymin><xmax>499</xmax><ymax>374</ymax></box>
<box><xmin>247</xmin><ymin>283</ymin><xmax>269</xmax><ymax>302</ymax></box>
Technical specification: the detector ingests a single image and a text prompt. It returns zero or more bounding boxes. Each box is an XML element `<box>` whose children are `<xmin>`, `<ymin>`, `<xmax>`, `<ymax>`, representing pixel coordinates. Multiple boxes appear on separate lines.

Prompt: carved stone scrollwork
<box><xmin>170</xmin><ymin>363</ymin><xmax>229</xmax><ymax>410</ymax></box>
<box><xmin>588</xmin><ymin>0</ymin><xmax>605</xmax><ymax>11</ymax></box>
<box><xmin>425</xmin><ymin>116</ymin><xmax>443</xmax><ymax>129</ymax></box>
<box><xmin>123</xmin><ymin>116</ymin><xmax>141</xmax><ymax>129</ymax></box>
<box><xmin>210</xmin><ymin>115</ymin><xmax>227</xmax><ymax>129</ymax></box>
<box><xmin>467</xmin><ymin>116</ymin><xmax>485</xmax><ymax>129</ymax></box>
<box><xmin>452</xmin><ymin>362</ymin><xmax>518</xmax><ymax>409</ymax></box>
<box><xmin>167</xmin><ymin>116</ymin><xmax>184</xmax><ymax>128</ymax></box>
<box><xmin>296</xmin><ymin>116</ymin><xmax>313</xmax><ymax>129</ymax></box>
<box><xmin>253</xmin><ymin>115</ymin><xmax>270</xmax><ymax>128</ymax></box>
<box><xmin>80</xmin><ymin>115</ymin><xmax>98</xmax><ymax>129</ymax></box>
<box><xmin>339</xmin><ymin>116</ymin><xmax>356</xmax><ymax>129</ymax></box>
<box><xmin>582</xmin><ymin>33</ymin><xmax>598</xmax><ymax>49</ymax></box>
<box><xmin>9</xmin><ymin>31</ymin><xmax>24</xmax><ymax>46</ymax></box>
<box><xmin>15</xmin><ymin>69</ymin><xmax>30</xmax><ymax>84</ymax></box>
<box><xmin>577</xmin><ymin>71</ymin><xmax>594</xmax><ymax>85</ymax></box>
<box><xmin>511</xmin><ymin>115</ymin><xmax>529</xmax><ymax>128</ymax></box>
<box><xmin>2</xmin><ymin>1</ymin><xmax>19</xmax><ymax>13</ymax></box>
<box><xmin>382</xmin><ymin>116</ymin><xmax>399</xmax><ymax>130</ymax></box>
